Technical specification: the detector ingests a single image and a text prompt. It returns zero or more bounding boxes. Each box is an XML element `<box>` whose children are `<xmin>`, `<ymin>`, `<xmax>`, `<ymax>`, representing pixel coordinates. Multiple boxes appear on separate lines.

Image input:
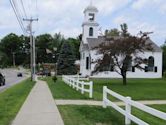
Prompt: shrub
<box><xmin>52</xmin><ymin>76</ymin><xmax>57</xmax><ymax>83</ymax></box>
<box><xmin>164</xmin><ymin>72</ymin><xmax>166</xmax><ymax>78</ymax></box>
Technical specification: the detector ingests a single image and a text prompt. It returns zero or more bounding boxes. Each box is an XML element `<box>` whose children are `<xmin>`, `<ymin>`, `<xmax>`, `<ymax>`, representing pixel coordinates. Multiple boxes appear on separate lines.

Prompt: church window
<box><xmin>89</xmin><ymin>13</ymin><xmax>95</xmax><ymax>21</ymax></box>
<box><xmin>89</xmin><ymin>27</ymin><xmax>93</xmax><ymax>36</ymax></box>
<box><xmin>86</xmin><ymin>57</ymin><xmax>90</xmax><ymax>70</ymax></box>
<box><xmin>148</xmin><ymin>56</ymin><xmax>154</xmax><ymax>72</ymax></box>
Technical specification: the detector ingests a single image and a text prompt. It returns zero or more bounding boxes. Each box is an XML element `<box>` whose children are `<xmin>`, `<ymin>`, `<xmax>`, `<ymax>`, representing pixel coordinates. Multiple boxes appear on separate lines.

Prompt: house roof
<box><xmin>86</xmin><ymin>36</ymin><xmax>162</xmax><ymax>52</ymax></box>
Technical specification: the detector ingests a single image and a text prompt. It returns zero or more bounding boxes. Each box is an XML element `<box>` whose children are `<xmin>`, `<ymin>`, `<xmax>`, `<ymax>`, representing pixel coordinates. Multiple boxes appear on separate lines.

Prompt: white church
<box><xmin>79</xmin><ymin>3</ymin><xmax>163</xmax><ymax>78</ymax></box>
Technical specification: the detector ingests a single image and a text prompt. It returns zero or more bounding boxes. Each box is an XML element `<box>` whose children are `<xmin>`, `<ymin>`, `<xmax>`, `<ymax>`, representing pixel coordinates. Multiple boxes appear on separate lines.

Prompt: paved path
<box><xmin>12</xmin><ymin>80</ymin><xmax>64</xmax><ymax>125</ymax></box>
<box><xmin>55</xmin><ymin>99</ymin><xmax>166</xmax><ymax>106</ymax></box>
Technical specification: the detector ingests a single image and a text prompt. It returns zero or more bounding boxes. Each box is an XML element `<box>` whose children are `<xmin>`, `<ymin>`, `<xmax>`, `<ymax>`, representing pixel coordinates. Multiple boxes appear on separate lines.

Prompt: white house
<box><xmin>79</xmin><ymin>4</ymin><xmax>163</xmax><ymax>78</ymax></box>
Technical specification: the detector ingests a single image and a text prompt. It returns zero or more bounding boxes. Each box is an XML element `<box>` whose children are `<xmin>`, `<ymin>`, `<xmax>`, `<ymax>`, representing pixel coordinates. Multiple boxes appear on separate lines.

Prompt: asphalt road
<box><xmin>0</xmin><ymin>68</ymin><xmax>30</xmax><ymax>92</ymax></box>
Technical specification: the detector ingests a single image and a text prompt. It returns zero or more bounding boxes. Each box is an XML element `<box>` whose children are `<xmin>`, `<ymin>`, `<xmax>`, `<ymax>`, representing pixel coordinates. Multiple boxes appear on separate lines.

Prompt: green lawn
<box><xmin>44</xmin><ymin>77</ymin><xmax>166</xmax><ymax>101</ymax></box>
<box><xmin>44</xmin><ymin>77</ymin><xmax>90</xmax><ymax>99</ymax></box>
<box><xmin>44</xmin><ymin>77</ymin><xmax>166</xmax><ymax>124</ymax></box>
<box><xmin>92</xmin><ymin>78</ymin><xmax>166</xmax><ymax>100</ymax></box>
<box><xmin>58</xmin><ymin>105</ymin><xmax>166</xmax><ymax>125</ymax></box>
<box><xmin>0</xmin><ymin>78</ymin><xmax>35</xmax><ymax>125</ymax></box>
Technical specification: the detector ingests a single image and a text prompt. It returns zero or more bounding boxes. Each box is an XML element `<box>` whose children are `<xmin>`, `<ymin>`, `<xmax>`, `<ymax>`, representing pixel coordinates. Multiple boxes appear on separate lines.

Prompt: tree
<box><xmin>0</xmin><ymin>51</ymin><xmax>8</xmax><ymax>68</ymax></box>
<box><xmin>0</xmin><ymin>33</ymin><xmax>22</xmax><ymax>66</ymax></box>
<box><xmin>105</xmin><ymin>28</ymin><xmax>120</xmax><ymax>37</ymax></box>
<box><xmin>57</xmin><ymin>41</ymin><xmax>77</xmax><ymax>75</ymax></box>
<box><xmin>17</xmin><ymin>35</ymin><xmax>30</xmax><ymax>66</ymax></box>
<box><xmin>52</xmin><ymin>33</ymin><xmax>65</xmax><ymax>49</ymax></box>
<box><xmin>161</xmin><ymin>41</ymin><xmax>166</xmax><ymax>72</ymax></box>
<box><xmin>52</xmin><ymin>33</ymin><xmax>65</xmax><ymax>63</ymax></box>
<box><xmin>36</xmin><ymin>34</ymin><xmax>54</xmax><ymax>63</ymax></box>
<box><xmin>93</xmin><ymin>24</ymin><xmax>153</xmax><ymax>85</ymax></box>
<box><xmin>68</xmin><ymin>38</ymin><xmax>80</xmax><ymax>59</ymax></box>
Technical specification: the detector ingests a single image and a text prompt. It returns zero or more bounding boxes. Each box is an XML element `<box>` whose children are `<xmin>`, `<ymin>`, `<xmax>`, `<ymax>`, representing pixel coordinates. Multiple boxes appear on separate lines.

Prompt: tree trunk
<box><xmin>121</xmin><ymin>69</ymin><xmax>127</xmax><ymax>85</ymax></box>
<box><xmin>123</xmin><ymin>75</ymin><xmax>127</xmax><ymax>85</ymax></box>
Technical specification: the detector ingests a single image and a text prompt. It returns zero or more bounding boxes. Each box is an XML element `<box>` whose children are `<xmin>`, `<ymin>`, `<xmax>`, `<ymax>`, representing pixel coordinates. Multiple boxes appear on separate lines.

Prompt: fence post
<box><xmin>103</xmin><ymin>86</ymin><xmax>107</xmax><ymax>108</ymax></box>
<box><xmin>77</xmin><ymin>74</ymin><xmax>79</xmax><ymax>81</ymax></box>
<box><xmin>76</xmin><ymin>80</ymin><xmax>79</xmax><ymax>91</ymax></box>
<box><xmin>89</xmin><ymin>81</ymin><xmax>93</xmax><ymax>98</ymax></box>
<box><xmin>81</xmin><ymin>81</ymin><xmax>84</xmax><ymax>94</ymax></box>
<box><xmin>72</xmin><ymin>79</ymin><xmax>75</xmax><ymax>89</ymax></box>
<box><xmin>125</xmin><ymin>97</ymin><xmax>131</xmax><ymax>125</ymax></box>
<box><xmin>69</xmin><ymin>79</ymin><xmax>72</xmax><ymax>86</ymax></box>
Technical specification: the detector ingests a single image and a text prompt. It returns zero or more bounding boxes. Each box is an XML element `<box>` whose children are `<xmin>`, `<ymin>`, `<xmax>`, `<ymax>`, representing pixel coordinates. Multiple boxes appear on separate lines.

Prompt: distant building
<box><xmin>79</xmin><ymin>3</ymin><xmax>163</xmax><ymax>78</ymax></box>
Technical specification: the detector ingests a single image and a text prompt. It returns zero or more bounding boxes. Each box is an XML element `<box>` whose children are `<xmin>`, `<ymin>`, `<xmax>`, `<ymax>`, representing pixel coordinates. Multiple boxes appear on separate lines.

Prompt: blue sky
<box><xmin>0</xmin><ymin>0</ymin><xmax>166</xmax><ymax>46</ymax></box>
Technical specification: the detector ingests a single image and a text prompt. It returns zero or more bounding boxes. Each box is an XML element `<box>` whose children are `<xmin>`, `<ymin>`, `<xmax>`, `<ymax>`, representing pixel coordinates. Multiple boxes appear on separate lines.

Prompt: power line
<box><xmin>14</xmin><ymin>0</ymin><xmax>24</xmax><ymax>19</ymax></box>
<box><xmin>20</xmin><ymin>0</ymin><xmax>28</xmax><ymax>18</ymax></box>
<box><xmin>10</xmin><ymin>0</ymin><xmax>27</xmax><ymax>35</ymax></box>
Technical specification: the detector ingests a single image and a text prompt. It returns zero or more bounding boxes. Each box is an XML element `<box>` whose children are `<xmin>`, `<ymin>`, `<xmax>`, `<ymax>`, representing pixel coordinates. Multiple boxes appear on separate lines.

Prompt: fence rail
<box><xmin>62</xmin><ymin>75</ymin><xmax>93</xmax><ymax>98</ymax></box>
<box><xmin>103</xmin><ymin>86</ymin><xmax>166</xmax><ymax>125</ymax></box>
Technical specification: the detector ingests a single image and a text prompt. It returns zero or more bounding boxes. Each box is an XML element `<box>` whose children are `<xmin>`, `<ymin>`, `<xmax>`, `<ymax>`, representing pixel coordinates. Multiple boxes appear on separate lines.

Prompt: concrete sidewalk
<box><xmin>12</xmin><ymin>80</ymin><xmax>64</xmax><ymax>125</ymax></box>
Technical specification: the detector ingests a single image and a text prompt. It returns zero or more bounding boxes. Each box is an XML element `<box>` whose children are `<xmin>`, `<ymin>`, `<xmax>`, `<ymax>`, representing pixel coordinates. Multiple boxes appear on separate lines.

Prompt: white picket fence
<box><xmin>103</xmin><ymin>86</ymin><xmax>166</xmax><ymax>125</ymax></box>
<box><xmin>62</xmin><ymin>75</ymin><xmax>93</xmax><ymax>98</ymax></box>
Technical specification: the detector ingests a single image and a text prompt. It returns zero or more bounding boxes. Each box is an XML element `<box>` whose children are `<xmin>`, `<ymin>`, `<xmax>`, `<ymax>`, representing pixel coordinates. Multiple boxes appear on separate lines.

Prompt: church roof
<box><xmin>84</xmin><ymin>5</ymin><xmax>98</xmax><ymax>13</ymax></box>
<box><xmin>86</xmin><ymin>36</ymin><xmax>162</xmax><ymax>52</ymax></box>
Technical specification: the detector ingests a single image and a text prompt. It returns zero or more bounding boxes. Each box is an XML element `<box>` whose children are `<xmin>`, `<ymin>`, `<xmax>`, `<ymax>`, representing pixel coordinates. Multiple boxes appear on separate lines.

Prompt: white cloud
<box><xmin>34</xmin><ymin>0</ymin><xmax>132</xmax><ymax>37</ymax></box>
<box><xmin>0</xmin><ymin>0</ymin><xmax>165</xmax><ymax>45</ymax></box>
<box><xmin>131</xmin><ymin>0</ymin><xmax>149</xmax><ymax>10</ymax></box>
<box><xmin>113</xmin><ymin>16</ymin><xmax>156</xmax><ymax>34</ymax></box>
<box><xmin>113</xmin><ymin>15</ymin><xmax>129</xmax><ymax>25</ymax></box>
<box><xmin>159</xmin><ymin>4</ymin><xmax>166</xmax><ymax>14</ymax></box>
<box><xmin>0</xmin><ymin>0</ymin><xmax>131</xmax><ymax>38</ymax></box>
<box><xmin>132</xmin><ymin>0</ymin><xmax>166</xmax><ymax>15</ymax></box>
<box><xmin>96</xmin><ymin>0</ymin><xmax>131</xmax><ymax>16</ymax></box>
<box><xmin>113</xmin><ymin>15</ymin><xmax>166</xmax><ymax>45</ymax></box>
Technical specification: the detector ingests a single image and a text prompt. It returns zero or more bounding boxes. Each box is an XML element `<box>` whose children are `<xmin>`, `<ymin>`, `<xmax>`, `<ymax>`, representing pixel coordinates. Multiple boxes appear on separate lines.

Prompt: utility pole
<box><xmin>12</xmin><ymin>52</ymin><xmax>16</xmax><ymax>67</ymax></box>
<box><xmin>23</xmin><ymin>18</ymin><xmax>38</xmax><ymax>81</ymax></box>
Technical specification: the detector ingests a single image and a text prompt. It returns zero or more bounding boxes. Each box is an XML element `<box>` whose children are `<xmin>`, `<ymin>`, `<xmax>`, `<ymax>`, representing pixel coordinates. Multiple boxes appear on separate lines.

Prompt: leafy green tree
<box><xmin>52</xmin><ymin>33</ymin><xmax>65</xmax><ymax>63</ymax></box>
<box><xmin>0</xmin><ymin>32</ymin><xmax>80</xmax><ymax>68</ymax></box>
<box><xmin>105</xmin><ymin>28</ymin><xmax>120</xmax><ymax>37</ymax></box>
<box><xmin>0</xmin><ymin>33</ymin><xmax>22</xmax><ymax>66</ymax></box>
<box><xmin>0</xmin><ymin>51</ymin><xmax>8</xmax><ymax>68</ymax></box>
<box><xmin>36</xmin><ymin>34</ymin><xmax>54</xmax><ymax>63</ymax></box>
<box><xmin>17</xmin><ymin>35</ymin><xmax>30</xmax><ymax>66</ymax></box>
<box><xmin>57</xmin><ymin>41</ymin><xmax>77</xmax><ymax>75</ymax></box>
<box><xmin>52</xmin><ymin>33</ymin><xmax>65</xmax><ymax>49</ymax></box>
<box><xmin>68</xmin><ymin>38</ymin><xmax>80</xmax><ymax>59</ymax></box>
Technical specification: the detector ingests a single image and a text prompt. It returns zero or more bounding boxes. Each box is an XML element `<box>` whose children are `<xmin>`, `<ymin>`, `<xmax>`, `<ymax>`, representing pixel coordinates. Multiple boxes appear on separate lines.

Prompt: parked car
<box><xmin>17</xmin><ymin>72</ymin><xmax>23</xmax><ymax>77</ymax></box>
<box><xmin>36</xmin><ymin>71</ymin><xmax>45</xmax><ymax>76</ymax></box>
<box><xmin>0</xmin><ymin>73</ymin><xmax>5</xmax><ymax>86</ymax></box>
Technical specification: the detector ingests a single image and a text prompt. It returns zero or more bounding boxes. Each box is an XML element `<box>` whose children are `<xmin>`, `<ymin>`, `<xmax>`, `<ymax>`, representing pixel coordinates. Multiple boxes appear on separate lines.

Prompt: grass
<box><xmin>44</xmin><ymin>77</ymin><xmax>166</xmax><ymax>101</ymax></box>
<box><xmin>58</xmin><ymin>105</ymin><xmax>166</xmax><ymax>125</ymax></box>
<box><xmin>92</xmin><ymin>78</ymin><xmax>166</xmax><ymax>100</ymax></box>
<box><xmin>44</xmin><ymin>77</ymin><xmax>90</xmax><ymax>99</ymax></box>
<box><xmin>58</xmin><ymin>105</ymin><xmax>125</xmax><ymax>125</ymax></box>
<box><xmin>0</xmin><ymin>78</ymin><xmax>35</xmax><ymax>125</ymax></box>
<box><xmin>43</xmin><ymin>77</ymin><xmax>166</xmax><ymax>124</ymax></box>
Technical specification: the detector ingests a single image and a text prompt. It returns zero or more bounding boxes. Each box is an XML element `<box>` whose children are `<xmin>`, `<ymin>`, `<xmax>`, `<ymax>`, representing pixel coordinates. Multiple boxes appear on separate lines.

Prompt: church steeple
<box><xmin>82</xmin><ymin>2</ymin><xmax>99</xmax><ymax>43</ymax></box>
